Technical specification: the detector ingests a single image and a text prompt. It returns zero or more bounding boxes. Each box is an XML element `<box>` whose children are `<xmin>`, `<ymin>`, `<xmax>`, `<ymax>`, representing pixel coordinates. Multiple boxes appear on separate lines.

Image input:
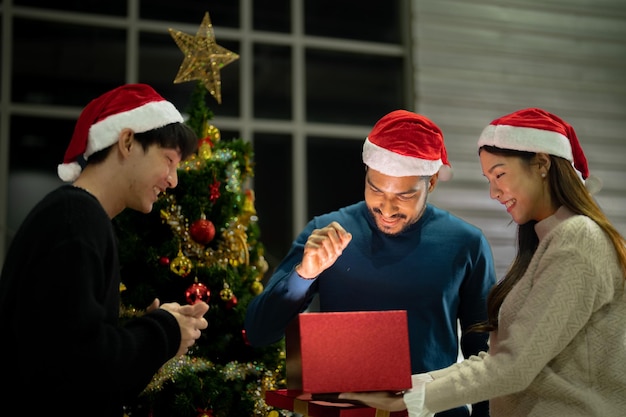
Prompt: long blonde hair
<box><xmin>475</xmin><ymin>145</ymin><xmax>626</xmax><ymax>332</ymax></box>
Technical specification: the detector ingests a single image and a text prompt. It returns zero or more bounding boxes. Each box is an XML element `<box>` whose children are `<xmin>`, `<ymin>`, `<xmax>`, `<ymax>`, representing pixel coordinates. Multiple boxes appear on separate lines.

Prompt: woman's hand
<box><xmin>337</xmin><ymin>391</ymin><xmax>406</xmax><ymax>411</ymax></box>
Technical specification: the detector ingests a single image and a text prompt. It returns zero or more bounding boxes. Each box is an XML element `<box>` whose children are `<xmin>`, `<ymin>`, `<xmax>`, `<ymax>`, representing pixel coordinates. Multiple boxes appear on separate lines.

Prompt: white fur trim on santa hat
<box><xmin>363</xmin><ymin>138</ymin><xmax>443</xmax><ymax>177</ymax></box>
<box><xmin>85</xmin><ymin>100</ymin><xmax>183</xmax><ymax>158</ymax></box>
<box><xmin>478</xmin><ymin>124</ymin><xmax>573</xmax><ymax>162</ymax></box>
<box><xmin>584</xmin><ymin>174</ymin><xmax>603</xmax><ymax>195</ymax></box>
<box><xmin>58</xmin><ymin>162</ymin><xmax>82</xmax><ymax>182</ymax></box>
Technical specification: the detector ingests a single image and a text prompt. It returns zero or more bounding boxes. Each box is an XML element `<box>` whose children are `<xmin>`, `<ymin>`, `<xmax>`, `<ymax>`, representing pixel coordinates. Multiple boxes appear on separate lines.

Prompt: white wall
<box><xmin>6</xmin><ymin>172</ymin><xmax>63</xmax><ymax>245</ymax></box>
<box><xmin>411</xmin><ymin>0</ymin><xmax>626</xmax><ymax>278</ymax></box>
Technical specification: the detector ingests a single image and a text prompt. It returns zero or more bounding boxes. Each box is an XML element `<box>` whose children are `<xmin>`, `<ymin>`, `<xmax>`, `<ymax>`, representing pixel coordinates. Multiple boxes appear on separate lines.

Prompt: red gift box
<box><xmin>264</xmin><ymin>389</ymin><xmax>408</xmax><ymax>417</ymax></box>
<box><xmin>286</xmin><ymin>310</ymin><xmax>412</xmax><ymax>393</ymax></box>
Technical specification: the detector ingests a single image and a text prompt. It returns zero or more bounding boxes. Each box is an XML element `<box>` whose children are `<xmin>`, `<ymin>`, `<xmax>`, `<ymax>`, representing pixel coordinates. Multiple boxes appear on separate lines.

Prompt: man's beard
<box><xmin>367</xmin><ymin>206</ymin><xmax>409</xmax><ymax>236</ymax></box>
<box><xmin>367</xmin><ymin>200</ymin><xmax>427</xmax><ymax>236</ymax></box>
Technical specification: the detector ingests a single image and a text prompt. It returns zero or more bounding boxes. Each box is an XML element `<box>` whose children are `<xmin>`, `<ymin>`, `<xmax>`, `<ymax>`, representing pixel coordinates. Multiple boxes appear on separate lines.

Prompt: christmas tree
<box><xmin>114</xmin><ymin>82</ymin><xmax>286</xmax><ymax>417</ymax></box>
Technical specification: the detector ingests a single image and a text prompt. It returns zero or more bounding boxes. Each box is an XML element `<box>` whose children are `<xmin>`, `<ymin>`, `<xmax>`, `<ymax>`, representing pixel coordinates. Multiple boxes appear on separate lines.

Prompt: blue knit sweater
<box><xmin>245</xmin><ymin>202</ymin><xmax>495</xmax><ymax>415</ymax></box>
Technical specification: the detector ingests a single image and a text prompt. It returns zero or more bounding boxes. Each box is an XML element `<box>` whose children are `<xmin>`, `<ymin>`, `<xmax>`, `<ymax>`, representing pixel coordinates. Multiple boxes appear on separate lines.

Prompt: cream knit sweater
<box><xmin>417</xmin><ymin>207</ymin><xmax>626</xmax><ymax>417</ymax></box>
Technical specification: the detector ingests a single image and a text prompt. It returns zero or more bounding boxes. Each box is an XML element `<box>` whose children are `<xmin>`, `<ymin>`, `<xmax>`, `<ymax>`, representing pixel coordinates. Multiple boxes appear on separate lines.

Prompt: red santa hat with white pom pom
<box><xmin>477</xmin><ymin>107</ymin><xmax>602</xmax><ymax>194</ymax></box>
<box><xmin>57</xmin><ymin>83</ymin><xmax>184</xmax><ymax>182</ymax></box>
<box><xmin>362</xmin><ymin>110</ymin><xmax>453</xmax><ymax>180</ymax></box>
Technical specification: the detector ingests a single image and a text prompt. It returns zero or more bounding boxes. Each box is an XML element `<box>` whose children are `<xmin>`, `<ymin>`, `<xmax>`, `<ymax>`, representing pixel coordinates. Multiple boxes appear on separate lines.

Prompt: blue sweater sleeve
<box><xmin>458</xmin><ymin>232</ymin><xmax>496</xmax><ymax>357</ymax></box>
<box><xmin>458</xmin><ymin>232</ymin><xmax>495</xmax><ymax>417</ymax></box>
<box><xmin>244</xmin><ymin>221</ymin><xmax>319</xmax><ymax>346</ymax></box>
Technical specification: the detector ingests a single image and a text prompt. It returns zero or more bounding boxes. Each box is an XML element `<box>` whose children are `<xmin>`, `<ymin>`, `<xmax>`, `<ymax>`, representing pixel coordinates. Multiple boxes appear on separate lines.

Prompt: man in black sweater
<box><xmin>0</xmin><ymin>84</ymin><xmax>209</xmax><ymax>415</ymax></box>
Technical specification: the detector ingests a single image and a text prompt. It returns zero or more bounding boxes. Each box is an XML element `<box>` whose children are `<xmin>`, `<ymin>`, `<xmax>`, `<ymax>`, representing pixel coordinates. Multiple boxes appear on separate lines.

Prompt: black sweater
<box><xmin>0</xmin><ymin>185</ymin><xmax>180</xmax><ymax>416</ymax></box>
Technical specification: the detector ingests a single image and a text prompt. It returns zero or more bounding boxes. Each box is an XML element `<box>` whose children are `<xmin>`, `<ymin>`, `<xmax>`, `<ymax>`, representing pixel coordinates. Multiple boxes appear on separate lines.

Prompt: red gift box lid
<box><xmin>286</xmin><ymin>310</ymin><xmax>412</xmax><ymax>393</ymax></box>
<box><xmin>264</xmin><ymin>389</ymin><xmax>408</xmax><ymax>417</ymax></box>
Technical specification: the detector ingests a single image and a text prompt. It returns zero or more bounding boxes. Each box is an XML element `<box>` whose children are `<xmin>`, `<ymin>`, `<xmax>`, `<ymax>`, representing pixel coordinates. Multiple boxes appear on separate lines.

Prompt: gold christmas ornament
<box><xmin>243</xmin><ymin>189</ymin><xmax>256</xmax><ymax>216</ymax></box>
<box><xmin>203</xmin><ymin>122</ymin><xmax>221</xmax><ymax>143</ymax></box>
<box><xmin>198</xmin><ymin>138</ymin><xmax>213</xmax><ymax>160</ymax></box>
<box><xmin>170</xmin><ymin>248</ymin><xmax>193</xmax><ymax>277</ymax></box>
<box><xmin>250</xmin><ymin>280</ymin><xmax>263</xmax><ymax>295</ymax></box>
<box><xmin>220</xmin><ymin>282</ymin><xmax>234</xmax><ymax>301</ymax></box>
<box><xmin>257</xmin><ymin>255</ymin><xmax>269</xmax><ymax>275</ymax></box>
<box><xmin>169</xmin><ymin>12</ymin><xmax>239</xmax><ymax>104</ymax></box>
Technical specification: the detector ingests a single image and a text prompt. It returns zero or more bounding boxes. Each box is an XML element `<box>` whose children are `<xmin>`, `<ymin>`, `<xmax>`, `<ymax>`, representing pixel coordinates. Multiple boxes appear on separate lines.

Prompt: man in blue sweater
<box><xmin>245</xmin><ymin>110</ymin><xmax>495</xmax><ymax>417</ymax></box>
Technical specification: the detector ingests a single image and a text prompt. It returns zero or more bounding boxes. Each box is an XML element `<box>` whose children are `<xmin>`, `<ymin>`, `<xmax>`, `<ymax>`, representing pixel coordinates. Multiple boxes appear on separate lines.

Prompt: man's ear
<box><xmin>427</xmin><ymin>173</ymin><xmax>438</xmax><ymax>192</ymax></box>
<box><xmin>118</xmin><ymin>128</ymin><xmax>135</xmax><ymax>156</ymax></box>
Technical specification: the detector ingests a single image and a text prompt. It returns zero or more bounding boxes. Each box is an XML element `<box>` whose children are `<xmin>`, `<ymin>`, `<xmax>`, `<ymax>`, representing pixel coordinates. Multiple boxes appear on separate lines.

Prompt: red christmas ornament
<box><xmin>225</xmin><ymin>295</ymin><xmax>238</xmax><ymax>309</ymax></box>
<box><xmin>196</xmin><ymin>407</ymin><xmax>214</xmax><ymax>417</ymax></box>
<box><xmin>158</xmin><ymin>256</ymin><xmax>170</xmax><ymax>266</ymax></box>
<box><xmin>189</xmin><ymin>216</ymin><xmax>216</xmax><ymax>245</ymax></box>
<box><xmin>242</xmin><ymin>329</ymin><xmax>251</xmax><ymax>346</ymax></box>
<box><xmin>186</xmin><ymin>282</ymin><xmax>211</xmax><ymax>305</ymax></box>
<box><xmin>199</xmin><ymin>136</ymin><xmax>214</xmax><ymax>149</ymax></box>
<box><xmin>209</xmin><ymin>179</ymin><xmax>221</xmax><ymax>203</ymax></box>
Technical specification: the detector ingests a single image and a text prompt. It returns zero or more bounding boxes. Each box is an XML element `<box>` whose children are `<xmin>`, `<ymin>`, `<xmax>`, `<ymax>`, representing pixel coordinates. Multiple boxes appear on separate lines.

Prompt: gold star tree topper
<box><xmin>169</xmin><ymin>12</ymin><xmax>239</xmax><ymax>104</ymax></box>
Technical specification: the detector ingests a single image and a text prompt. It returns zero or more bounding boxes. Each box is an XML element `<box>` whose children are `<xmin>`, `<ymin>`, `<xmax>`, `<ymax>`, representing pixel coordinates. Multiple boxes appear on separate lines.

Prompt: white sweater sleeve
<box><xmin>403</xmin><ymin>374</ymin><xmax>435</xmax><ymax>417</ymax></box>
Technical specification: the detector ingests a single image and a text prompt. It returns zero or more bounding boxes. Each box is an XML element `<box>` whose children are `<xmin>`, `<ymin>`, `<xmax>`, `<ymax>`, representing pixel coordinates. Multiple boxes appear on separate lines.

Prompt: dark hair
<box><xmin>473</xmin><ymin>145</ymin><xmax>626</xmax><ymax>332</ymax></box>
<box><xmin>88</xmin><ymin>122</ymin><xmax>198</xmax><ymax>165</ymax></box>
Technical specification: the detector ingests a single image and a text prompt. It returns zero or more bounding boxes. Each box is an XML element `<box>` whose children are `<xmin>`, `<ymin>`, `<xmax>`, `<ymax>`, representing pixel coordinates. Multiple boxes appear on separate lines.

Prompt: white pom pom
<box><xmin>438</xmin><ymin>165</ymin><xmax>453</xmax><ymax>181</ymax></box>
<box><xmin>584</xmin><ymin>174</ymin><xmax>602</xmax><ymax>195</ymax></box>
<box><xmin>58</xmin><ymin>162</ymin><xmax>82</xmax><ymax>182</ymax></box>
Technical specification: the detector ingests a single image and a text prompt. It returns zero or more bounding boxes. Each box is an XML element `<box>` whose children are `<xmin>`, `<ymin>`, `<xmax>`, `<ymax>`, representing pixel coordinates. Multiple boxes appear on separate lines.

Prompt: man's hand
<box><xmin>146</xmin><ymin>298</ymin><xmax>161</xmax><ymax>312</ymax></box>
<box><xmin>296</xmin><ymin>221</ymin><xmax>352</xmax><ymax>279</ymax></box>
<box><xmin>160</xmin><ymin>301</ymin><xmax>210</xmax><ymax>356</ymax></box>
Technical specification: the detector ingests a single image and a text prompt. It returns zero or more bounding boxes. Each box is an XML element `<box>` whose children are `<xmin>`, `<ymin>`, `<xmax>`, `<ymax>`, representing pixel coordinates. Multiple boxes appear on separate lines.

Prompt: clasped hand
<box><xmin>149</xmin><ymin>298</ymin><xmax>210</xmax><ymax>356</ymax></box>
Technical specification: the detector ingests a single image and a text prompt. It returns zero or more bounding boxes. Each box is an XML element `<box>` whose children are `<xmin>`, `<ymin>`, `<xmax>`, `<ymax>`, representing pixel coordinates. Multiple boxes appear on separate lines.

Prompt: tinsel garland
<box><xmin>141</xmin><ymin>355</ymin><xmax>286</xmax><ymax>416</ymax></box>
